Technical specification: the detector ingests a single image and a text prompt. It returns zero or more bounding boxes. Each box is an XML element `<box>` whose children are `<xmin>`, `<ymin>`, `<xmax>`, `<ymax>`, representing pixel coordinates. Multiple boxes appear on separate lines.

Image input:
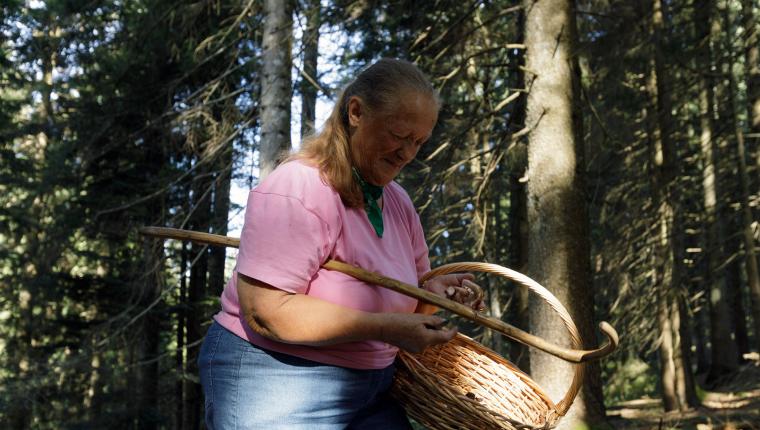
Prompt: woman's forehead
<box><xmin>385</xmin><ymin>95</ymin><xmax>438</xmax><ymax>128</ymax></box>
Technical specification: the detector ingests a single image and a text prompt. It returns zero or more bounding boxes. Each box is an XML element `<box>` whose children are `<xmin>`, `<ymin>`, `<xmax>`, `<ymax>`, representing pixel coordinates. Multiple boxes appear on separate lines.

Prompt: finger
<box><xmin>424</xmin><ymin>279</ymin><xmax>448</xmax><ymax>295</ymax></box>
<box><xmin>430</xmin><ymin>315</ymin><xmax>447</xmax><ymax>326</ymax></box>
<box><xmin>456</xmin><ymin>273</ymin><xmax>476</xmax><ymax>283</ymax></box>
<box><xmin>420</xmin><ymin>315</ymin><xmax>445</xmax><ymax>327</ymax></box>
<box><xmin>438</xmin><ymin>327</ymin><xmax>457</xmax><ymax>341</ymax></box>
<box><xmin>427</xmin><ymin>326</ymin><xmax>457</xmax><ymax>345</ymax></box>
<box><xmin>424</xmin><ymin>319</ymin><xmax>449</xmax><ymax>330</ymax></box>
<box><xmin>462</xmin><ymin>279</ymin><xmax>484</xmax><ymax>300</ymax></box>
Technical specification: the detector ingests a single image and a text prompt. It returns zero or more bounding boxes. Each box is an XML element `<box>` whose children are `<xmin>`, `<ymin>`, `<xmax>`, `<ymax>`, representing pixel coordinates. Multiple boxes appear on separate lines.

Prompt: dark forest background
<box><xmin>1</xmin><ymin>0</ymin><xmax>759</xmax><ymax>428</ymax></box>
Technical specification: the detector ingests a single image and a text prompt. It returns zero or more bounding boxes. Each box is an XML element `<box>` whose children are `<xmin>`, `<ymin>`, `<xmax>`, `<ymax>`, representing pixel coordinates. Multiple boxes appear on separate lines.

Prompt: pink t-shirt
<box><xmin>214</xmin><ymin>160</ymin><xmax>431</xmax><ymax>369</ymax></box>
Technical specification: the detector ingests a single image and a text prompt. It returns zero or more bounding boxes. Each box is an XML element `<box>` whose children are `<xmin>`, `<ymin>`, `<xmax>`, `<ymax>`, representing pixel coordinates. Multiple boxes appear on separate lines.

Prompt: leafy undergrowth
<box><xmin>607</xmin><ymin>358</ymin><xmax>760</xmax><ymax>429</ymax></box>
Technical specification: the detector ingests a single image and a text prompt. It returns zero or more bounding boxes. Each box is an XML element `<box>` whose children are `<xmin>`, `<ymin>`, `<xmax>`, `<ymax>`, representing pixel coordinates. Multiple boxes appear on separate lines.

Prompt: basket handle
<box><xmin>417</xmin><ymin>262</ymin><xmax>610</xmax><ymax>416</ymax></box>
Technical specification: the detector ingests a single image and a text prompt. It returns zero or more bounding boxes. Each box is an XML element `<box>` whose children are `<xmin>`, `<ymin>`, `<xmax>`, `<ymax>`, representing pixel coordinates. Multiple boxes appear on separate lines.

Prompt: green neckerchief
<box><xmin>352</xmin><ymin>167</ymin><xmax>384</xmax><ymax>238</ymax></box>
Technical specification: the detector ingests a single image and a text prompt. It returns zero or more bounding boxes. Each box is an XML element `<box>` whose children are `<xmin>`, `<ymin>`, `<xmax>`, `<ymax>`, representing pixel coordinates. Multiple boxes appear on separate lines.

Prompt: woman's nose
<box><xmin>396</xmin><ymin>139</ymin><xmax>418</xmax><ymax>162</ymax></box>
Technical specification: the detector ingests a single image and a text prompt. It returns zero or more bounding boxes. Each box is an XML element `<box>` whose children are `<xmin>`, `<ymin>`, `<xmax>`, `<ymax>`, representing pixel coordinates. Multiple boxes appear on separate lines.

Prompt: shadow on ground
<box><xmin>606</xmin><ymin>359</ymin><xmax>760</xmax><ymax>429</ymax></box>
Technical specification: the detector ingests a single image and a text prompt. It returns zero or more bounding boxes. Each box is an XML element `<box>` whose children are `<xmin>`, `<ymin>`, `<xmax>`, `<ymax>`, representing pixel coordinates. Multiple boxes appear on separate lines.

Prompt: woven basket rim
<box><xmin>419</xmin><ymin>262</ymin><xmax>586</xmax><ymax>417</ymax></box>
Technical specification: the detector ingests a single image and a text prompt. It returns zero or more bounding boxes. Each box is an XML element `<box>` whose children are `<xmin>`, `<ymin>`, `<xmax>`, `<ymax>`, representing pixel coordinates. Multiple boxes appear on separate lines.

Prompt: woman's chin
<box><xmin>375</xmin><ymin>171</ymin><xmax>399</xmax><ymax>186</ymax></box>
<box><xmin>369</xmin><ymin>178</ymin><xmax>393</xmax><ymax>187</ymax></box>
<box><xmin>366</xmin><ymin>164</ymin><xmax>401</xmax><ymax>186</ymax></box>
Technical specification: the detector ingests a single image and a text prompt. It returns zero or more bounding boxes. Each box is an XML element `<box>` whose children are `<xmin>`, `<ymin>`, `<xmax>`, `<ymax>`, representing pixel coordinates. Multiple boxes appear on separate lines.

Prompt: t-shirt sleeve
<box><xmin>411</xmin><ymin>211</ymin><xmax>431</xmax><ymax>281</ymax></box>
<box><xmin>235</xmin><ymin>190</ymin><xmax>335</xmax><ymax>294</ymax></box>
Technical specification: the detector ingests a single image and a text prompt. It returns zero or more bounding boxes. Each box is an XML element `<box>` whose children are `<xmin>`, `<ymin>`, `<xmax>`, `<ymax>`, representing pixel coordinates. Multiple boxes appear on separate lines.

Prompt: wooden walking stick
<box><xmin>139</xmin><ymin>226</ymin><xmax>618</xmax><ymax>364</ymax></box>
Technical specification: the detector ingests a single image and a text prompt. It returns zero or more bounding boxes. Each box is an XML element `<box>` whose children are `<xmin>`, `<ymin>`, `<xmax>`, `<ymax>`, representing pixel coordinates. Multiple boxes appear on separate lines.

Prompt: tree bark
<box><xmin>300</xmin><ymin>0</ymin><xmax>320</xmax><ymax>140</ymax></box>
<box><xmin>260</xmin><ymin>0</ymin><xmax>293</xmax><ymax>179</ymax></box>
<box><xmin>523</xmin><ymin>0</ymin><xmax>606</xmax><ymax>426</ymax></box>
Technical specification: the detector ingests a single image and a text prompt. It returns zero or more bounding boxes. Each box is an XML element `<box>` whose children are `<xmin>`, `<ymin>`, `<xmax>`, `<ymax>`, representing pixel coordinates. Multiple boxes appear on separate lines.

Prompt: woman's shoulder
<box><xmin>385</xmin><ymin>181</ymin><xmax>417</xmax><ymax>214</ymax></box>
<box><xmin>257</xmin><ymin>160</ymin><xmax>331</xmax><ymax>196</ymax></box>
<box><xmin>254</xmin><ymin>160</ymin><xmax>342</xmax><ymax>220</ymax></box>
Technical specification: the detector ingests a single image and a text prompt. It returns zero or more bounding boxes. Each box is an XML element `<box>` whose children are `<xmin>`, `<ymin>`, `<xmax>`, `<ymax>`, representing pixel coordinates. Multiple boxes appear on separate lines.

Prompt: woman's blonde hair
<box><xmin>292</xmin><ymin>58</ymin><xmax>439</xmax><ymax>208</ymax></box>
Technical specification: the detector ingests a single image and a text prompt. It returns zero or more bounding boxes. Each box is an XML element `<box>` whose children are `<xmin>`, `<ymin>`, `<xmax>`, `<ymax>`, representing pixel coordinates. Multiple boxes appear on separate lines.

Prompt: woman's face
<box><xmin>348</xmin><ymin>92</ymin><xmax>438</xmax><ymax>186</ymax></box>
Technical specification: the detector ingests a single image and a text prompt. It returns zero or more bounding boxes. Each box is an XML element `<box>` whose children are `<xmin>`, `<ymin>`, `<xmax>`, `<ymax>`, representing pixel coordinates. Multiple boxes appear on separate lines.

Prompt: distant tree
<box><xmin>643</xmin><ymin>0</ymin><xmax>699</xmax><ymax>410</ymax></box>
<box><xmin>743</xmin><ymin>0</ymin><xmax>760</xmax><ymax>175</ymax></box>
<box><xmin>299</xmin><ymin>0</ymin><xmax>321</xmax><ymax>139</ymax></box>
<box><xmin>260</xmin><ymin>0</ymin><xmax>293</xmax><ymax>178</ymax></box>
<box><xmin>695</xmin><ymin>0</ymin><xmax>740</xmax><ymax>383</ymax></box>
<box><xmin>732</xmin><ymin>0</ymin><xmax>760</xmax><ymax>355</ymax></box>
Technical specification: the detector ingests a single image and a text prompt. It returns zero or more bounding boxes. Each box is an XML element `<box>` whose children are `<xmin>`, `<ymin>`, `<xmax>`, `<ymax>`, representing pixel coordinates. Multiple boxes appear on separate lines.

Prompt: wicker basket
<box><xmin>391</xmin><ymin>262</ymin><xmax>587</xmax><ymax>430</ymax></box>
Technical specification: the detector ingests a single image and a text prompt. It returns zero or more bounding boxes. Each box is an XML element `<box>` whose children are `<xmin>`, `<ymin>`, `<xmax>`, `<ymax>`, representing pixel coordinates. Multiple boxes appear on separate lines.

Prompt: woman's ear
<box><xmin>347</xmin><ymin>96</ymin><xmax>363</xmax><ymax>128</ymax></box>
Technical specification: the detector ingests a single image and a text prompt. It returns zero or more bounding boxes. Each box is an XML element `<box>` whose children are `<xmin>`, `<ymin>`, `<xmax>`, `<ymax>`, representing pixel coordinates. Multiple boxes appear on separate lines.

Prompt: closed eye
<box><xmin>392</xmin><ymin>132</ymin><xmax>425</xmax><ymax>147</ymax></box>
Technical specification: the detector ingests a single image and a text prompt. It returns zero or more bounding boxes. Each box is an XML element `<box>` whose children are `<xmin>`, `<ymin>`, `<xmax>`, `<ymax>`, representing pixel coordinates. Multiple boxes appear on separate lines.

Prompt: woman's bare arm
<box><xmin>237</xmin><ymin>272</ymin><xmax>456</xmax><ymax>353</ymax></box>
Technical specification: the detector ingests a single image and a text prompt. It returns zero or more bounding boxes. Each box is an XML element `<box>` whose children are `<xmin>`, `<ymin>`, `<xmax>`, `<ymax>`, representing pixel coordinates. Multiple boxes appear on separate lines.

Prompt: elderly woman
<box><xmin>199</xmin><ymin>58</ymin><xmax>481</xmax><ymax>429</ymax></box>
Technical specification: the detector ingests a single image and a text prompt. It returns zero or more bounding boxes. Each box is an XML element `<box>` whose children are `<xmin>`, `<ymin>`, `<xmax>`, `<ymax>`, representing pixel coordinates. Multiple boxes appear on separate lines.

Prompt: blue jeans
<box><xmin>198</xmin><ymin>321</ymin><xmax>412</xmax><ymax>429</ymax></box>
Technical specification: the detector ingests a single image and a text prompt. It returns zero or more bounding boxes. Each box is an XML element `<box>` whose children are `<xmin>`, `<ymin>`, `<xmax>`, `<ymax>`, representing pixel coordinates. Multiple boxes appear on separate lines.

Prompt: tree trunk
<box><xmin>508</xmin><ymin>7</ymin><xmax>530</xmax><ymax>372</ymax></box>
<box><xmin>657</xmin><ymin>294</ymin><xmax>679</xmax><ymax>412</ymax></box>
<box><xmin>208</xmin><ymin>147</ymin><xmax>232</xmax><ymax>297</ymax></box>
<box><xmin>694</xmin><ymin>304</ymin><xmax>710</xmax><ymax>375</ymax></box>
<box><xmin>300</xmin><ymin>0</ymin><xmax>320</xmax><ymax>140</ymax></box>
<box><xmin>176</xmin><ymin>243</ymin><xmax>187</xmax><ymax>430</ymax></box>
<box><xmin>184</xmin><ymin>249</ymin><xmax>206</xmax><ymax>430</ymax></box>
<box><xmin>696</xmin><ymin>0</ymin><xmax>739</xmax><ymax>382</ymax></box>
<box><xmin>183</xmin><ymin>165</ymin><xmax>212</xmax><ymax>430</ymax></box>
<box><xmin>523</xmin><ymin>0</ymin><xmax>606</xmax><ymax>426</ymax></box>
<box><xmin>138</xmin><ymin>239</ymin><xmax>163</xmax><ymax>430</ymax></box>
<box><xmin>509</xmin><ymin>172</ymin><xmax>530</xmax><ymax>370</ymax></box>
<box><xmin>137</xmin><ymin>124</ymin><xmax>168</xmax><ymax>429</ymax></box>
<box><xmin>645</xmin><ymin>0</ymin><xmax>698</xmax><ymax>410</ymax></box>
<box><xmin>742</xmin><ymin>0</ymin><xmax>760</xmax><ymax>178</ymax></box>
<box><xmin>260</xmin><ymin>0</ymin><xmax>293</xmax><ymax>178</ymax></box>
<box><xmin>674</xmin><ymin>295</ymin><xmax>699</xmax><ymax>408</ymax></box>
<box><xmin>84</xmin><ymin>347</ymin><xmax>103</xmax><ymax>422</ymax></box>
<box><xmin>9</xmin><ymin>23</ymin><xmax>58</xmax><ymax>427</ymax></box>
<box><xmin>671</xmin><ymin>215</ymin><xmax>699</xmax><ymax>409</ymax></box>
<box><xmin>731</xmin><ymin>0</ymin><xmax>760</xmax><ymax>354</ymax></box>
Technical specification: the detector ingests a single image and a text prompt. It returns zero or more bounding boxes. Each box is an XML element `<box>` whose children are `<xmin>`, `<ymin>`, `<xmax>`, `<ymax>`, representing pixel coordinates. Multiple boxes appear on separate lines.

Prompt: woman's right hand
<box><xmin>379</xmin><ymin>313</ymin><xmax>457</xmax><ymax>353</ymax></box>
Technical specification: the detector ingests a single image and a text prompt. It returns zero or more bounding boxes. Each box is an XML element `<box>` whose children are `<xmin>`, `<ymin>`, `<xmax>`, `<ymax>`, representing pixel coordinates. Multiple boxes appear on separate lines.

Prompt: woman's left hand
<box><xmin>422</xmin><ymin>273</ymin><xmax>486</xmax><ymax>311</ymax></box>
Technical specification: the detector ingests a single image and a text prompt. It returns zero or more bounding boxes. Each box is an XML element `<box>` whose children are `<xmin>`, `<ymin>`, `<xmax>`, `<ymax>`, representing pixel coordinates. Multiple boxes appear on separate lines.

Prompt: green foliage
<box><xmin>603</xmin><ymin>357</ymin><xmax>659</xmax><ymax>405</ymax></box>
<box><xmin>0</xmin><ymin>0</ymin><xmax>257</xmax><ymax>426</ymax></box>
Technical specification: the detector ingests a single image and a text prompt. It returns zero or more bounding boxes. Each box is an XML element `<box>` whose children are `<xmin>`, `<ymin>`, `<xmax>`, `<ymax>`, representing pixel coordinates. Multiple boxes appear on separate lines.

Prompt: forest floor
<box><xmin>607</xmin><ymin>356</ymin><xmax>760</xmax><ymax>429</ymax></box>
